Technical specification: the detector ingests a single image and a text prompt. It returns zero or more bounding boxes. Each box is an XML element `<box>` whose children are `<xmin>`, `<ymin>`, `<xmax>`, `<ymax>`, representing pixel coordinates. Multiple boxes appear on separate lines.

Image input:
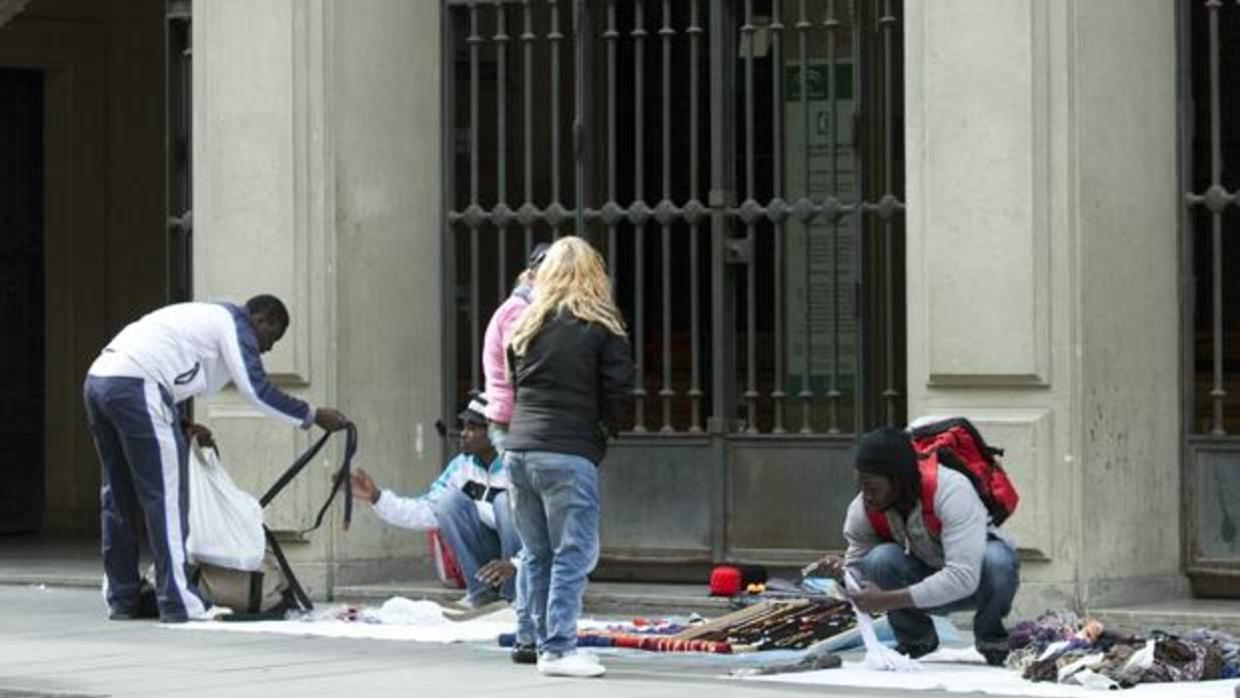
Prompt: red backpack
<box><xmin>866</xmin><ymin>418</ymin><xmax>1019</xmax><ymax>540</ymax></box>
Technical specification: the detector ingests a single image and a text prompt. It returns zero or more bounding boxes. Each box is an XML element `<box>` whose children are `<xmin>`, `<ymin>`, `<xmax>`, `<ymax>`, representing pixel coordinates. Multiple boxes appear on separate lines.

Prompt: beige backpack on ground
<box><xmin>193</xmin><ymin>552</ymin><xmax>291</xmax><ymax>614</ymax></box>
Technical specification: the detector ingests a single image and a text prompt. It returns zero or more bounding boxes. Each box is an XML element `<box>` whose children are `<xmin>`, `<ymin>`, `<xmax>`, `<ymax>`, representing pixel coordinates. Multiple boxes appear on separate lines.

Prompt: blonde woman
<box><xmin>503</xmin><ymin>236</ymin><xmax>634</xmax><ymax>678</ymax></box>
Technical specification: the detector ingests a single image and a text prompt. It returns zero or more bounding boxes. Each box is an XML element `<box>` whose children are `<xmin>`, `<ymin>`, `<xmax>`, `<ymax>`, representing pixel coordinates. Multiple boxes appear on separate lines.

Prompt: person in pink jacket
<box><xmin>481</xmin><ymin>242</ymin><xmax>546</xmax><ymax>665</ymax></box>
<box><xmin>482</xmin><ymin>243</ymin><xmax>547</xmax><ymax>452</ymax></box>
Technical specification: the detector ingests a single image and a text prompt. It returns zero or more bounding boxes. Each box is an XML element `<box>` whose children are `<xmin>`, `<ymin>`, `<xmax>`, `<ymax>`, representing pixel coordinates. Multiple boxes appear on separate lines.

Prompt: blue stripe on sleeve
<box><xmin>222</xmin><ymin>303</ymin><xmax>311</xmax><ymax>424</ymax></box>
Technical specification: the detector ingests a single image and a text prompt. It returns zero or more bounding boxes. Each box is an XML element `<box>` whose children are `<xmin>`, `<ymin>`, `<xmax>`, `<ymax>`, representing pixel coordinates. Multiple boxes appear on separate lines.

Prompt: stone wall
<box><xmin>904</xmin><ymin>0</ymin><xmax>1183</xmax><ymax>614</ymax></box>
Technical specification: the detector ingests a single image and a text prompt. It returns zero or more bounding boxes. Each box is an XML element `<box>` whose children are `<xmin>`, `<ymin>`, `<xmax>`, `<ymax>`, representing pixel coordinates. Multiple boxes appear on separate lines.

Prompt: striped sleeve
<box><xmin>218</xmin><ymin>305</ymin><xmax>313</xmax><ymax>428</ymax></box>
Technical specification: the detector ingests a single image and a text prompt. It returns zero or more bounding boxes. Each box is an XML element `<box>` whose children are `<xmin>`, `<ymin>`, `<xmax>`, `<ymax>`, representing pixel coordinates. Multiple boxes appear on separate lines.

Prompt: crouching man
<box><xmin>816</xmin><ymin>428</ymin><xmax>1020</xmax><ymax>665</ymax></box>
<box><xmin>351</xmin><ymin>396</ymin><xmax>520</xmax><ymax>608</ymax></box>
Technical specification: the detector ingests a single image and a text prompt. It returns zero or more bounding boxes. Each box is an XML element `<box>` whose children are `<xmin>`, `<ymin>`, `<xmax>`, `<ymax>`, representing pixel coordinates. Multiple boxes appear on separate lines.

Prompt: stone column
<box><xmin>904</xmin><ymin>0</ymin><xmax>1183</xmax><ymax>612</ymax></box>
<box><xmin>193</xmin><ymin>0</ymin><xmax>443</xmax><ymax>596</ymax></box>
<box><xmin>328</xmin><ymin>0</ymin><xmax>445</xmax><ymax>587</ymax></box>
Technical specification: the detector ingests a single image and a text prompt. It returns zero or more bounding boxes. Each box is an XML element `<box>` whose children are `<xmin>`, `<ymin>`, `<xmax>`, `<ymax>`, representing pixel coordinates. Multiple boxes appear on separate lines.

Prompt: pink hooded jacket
<box><xmin>481</xmin><ymin>285</ymin><xmax>533</xmax><ymax>424</ymax></box>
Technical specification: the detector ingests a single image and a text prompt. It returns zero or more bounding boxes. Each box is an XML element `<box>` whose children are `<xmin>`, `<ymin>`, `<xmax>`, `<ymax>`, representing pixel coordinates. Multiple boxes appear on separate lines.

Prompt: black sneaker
<box><xmin>511</xmin><ymin>644</ymin><xmax>538</xmax><ymax>665</ymax></box>
<box><xmin>894</xmin><ymin>640</ymin><xmax>939</xmax><ymax>659</ymax></box>
<box><xmin>980</xmin><ymin>648</ymin><xmax>1009</xmax><ymax>666</ymax></box>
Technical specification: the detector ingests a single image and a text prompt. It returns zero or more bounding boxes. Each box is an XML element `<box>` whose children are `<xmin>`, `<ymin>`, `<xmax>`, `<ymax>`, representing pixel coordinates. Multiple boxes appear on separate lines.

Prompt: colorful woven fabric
<box><xmin>609</xmin><ymin>634</ymin><xmax>732</xmax><ymax>654</ymax></box>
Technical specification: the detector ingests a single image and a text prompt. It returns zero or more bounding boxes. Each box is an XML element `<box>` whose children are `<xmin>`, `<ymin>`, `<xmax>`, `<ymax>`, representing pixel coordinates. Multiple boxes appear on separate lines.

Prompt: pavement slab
<box><xmin>0</xmin><ymin>585</ymin><xmax>989</xmax><ymax>698</ymax></box>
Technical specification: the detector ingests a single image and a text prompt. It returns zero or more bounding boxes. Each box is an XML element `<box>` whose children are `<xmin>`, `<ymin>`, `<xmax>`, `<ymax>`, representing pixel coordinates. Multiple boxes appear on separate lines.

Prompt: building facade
<box><xmin>2</xmin><ymin>0</ymin><xmax>1236</xmax><ymax>613</ymax></box>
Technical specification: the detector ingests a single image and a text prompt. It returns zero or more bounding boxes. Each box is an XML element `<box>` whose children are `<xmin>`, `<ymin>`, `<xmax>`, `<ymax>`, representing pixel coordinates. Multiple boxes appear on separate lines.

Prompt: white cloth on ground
<box><xmin>164</xmin><ymin>597</ymin><xmax>607</xmax><ymax>644</ymax></box>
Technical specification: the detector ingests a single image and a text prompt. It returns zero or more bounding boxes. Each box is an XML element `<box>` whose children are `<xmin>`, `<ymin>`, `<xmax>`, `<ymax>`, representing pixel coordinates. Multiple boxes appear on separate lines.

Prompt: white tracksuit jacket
<box><xmin>88</xmin><ymin>302</ymin><xmax>313</xmax><ymax>427</ymax></box>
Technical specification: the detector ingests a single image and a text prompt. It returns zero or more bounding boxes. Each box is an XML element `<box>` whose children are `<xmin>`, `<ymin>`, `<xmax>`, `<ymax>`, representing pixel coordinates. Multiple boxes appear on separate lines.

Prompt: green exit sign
<box><xmin>785</xmin><ymin>62</ymin><xmax>854</xmax><ymax>101</ymax></box>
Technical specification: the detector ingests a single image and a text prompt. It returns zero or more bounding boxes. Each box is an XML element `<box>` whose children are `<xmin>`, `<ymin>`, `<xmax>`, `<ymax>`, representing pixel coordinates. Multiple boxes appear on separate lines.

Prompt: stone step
<box><xmin>1090</xmin><ymin>599</ymin><xmax>1240</xmax><ymax>637</ymax></box>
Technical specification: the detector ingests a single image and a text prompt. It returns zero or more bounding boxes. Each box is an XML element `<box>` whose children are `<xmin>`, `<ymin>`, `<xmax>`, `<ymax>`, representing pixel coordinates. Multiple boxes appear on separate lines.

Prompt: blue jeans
<box><xmin>487</xmin><ymin>424</ymin><xmax>534</xmax><ymax>645</ymax></box>
<box><xmin>862</xmin><ymin>539</ymin><xmax>1019</xmax><ymax>652</ymax></box>
<box><xmin>506</xmin><ymin>450</ymin><xmax>600</xmax><ymax>657</ymax></box>
<box><xmin>433</xmin><ymin>490</ymin><xmax>523</xmax><ymax>604</ymax></box>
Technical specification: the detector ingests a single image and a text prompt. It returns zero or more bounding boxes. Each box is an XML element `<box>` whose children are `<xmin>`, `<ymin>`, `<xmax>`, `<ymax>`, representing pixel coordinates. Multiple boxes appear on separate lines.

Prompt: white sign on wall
<box><xmin>784</xmin><ymin>61</ymin><xmax>858</xmax><ymax>396</ymax></box>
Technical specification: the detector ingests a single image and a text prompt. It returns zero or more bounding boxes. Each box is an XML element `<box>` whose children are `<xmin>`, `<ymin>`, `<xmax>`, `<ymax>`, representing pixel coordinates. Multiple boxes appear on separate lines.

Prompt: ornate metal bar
<box><xmin>522</xmin><ymin>0</ymin><xmax>535</xmax><ymax>257</ymax></box>
<box><xmin>851</xmin><ymin>0</ymin><xmax>865</xmax><ymax>435</ymax></box>
<box><xmin>1208</xmin><ymin>0</ymin><xmax>1227</xmax><ymax>434</ymax></box>
<box><xmin>468</xmin><ymin>1</ymin><xmax>482</xmax><ymax>392</ymax></box>
<box><xmin>632</xmin><ymin>0</ymin><xmax>648</xmax><ymax>431</ymax></box>
<box><xmin>659</xmin><ymin>0</ymin><xmax>676</xmax><ymax>432</ymax></box>
<box><xmin>549</xmin><ymin>0</ymin><xmax>563</xmax><ymax>238</ymax></box>
<box><xmin>880</xmin><ymin>0</ymin><xmax>899</xmax><ymax>426</ymax></box>
<box><xmin>606</xmin><ymin>0</ymin><xmax>619</xmax><ymax>284</ymax></box>
<box><xmin>770</xmin><ymin>0</ymin><xmax>786</xmax><ymax>434</ymax></box>
<box><xmin>796</xmin><ymin>0</ymin><xmax>814</xmax><ymax>434</ymax></box>
<box><xmin>573</xmin><ymin>0</ymin><xmax>587</xmax><ymax>235</ymax></box>
<box><xmin>741</xmin><ymin>0</ymin><xmax>758</xmax><ymax>433</ymax></box>
<box><xmin>495</xmin><ymin>1</ymin><xmax>510</xmax><ymax>303</ymax></box>
<box><xmin>825</xmin><ymin>0</ymin><xmax>842</xmax><ymax>434</ymax></box>
<box><xmin>688</xmin><ymin>0</ymin><xmax>704</xmax><ymax>432</ymax></box>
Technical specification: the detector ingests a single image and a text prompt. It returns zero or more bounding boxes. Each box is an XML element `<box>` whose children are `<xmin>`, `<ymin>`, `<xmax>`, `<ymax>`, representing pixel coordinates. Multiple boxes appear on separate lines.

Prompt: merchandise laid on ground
<box><xmin>167</xmin><ymin>583</ymin><xmax>1240</xmax><ymax>696</ymax></box>
<box><xmin>745</xmin><ymin>607</ymin><xmax>1240</xmax><ymax>697</ymax></box>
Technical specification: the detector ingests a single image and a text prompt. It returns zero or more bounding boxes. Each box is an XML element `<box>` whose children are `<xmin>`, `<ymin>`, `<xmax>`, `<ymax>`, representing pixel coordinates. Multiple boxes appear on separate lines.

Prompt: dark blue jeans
<box><xmin>862</xmin><ymin>539</ymin><xmax>1019</xmax><ymax>652</ymax></box>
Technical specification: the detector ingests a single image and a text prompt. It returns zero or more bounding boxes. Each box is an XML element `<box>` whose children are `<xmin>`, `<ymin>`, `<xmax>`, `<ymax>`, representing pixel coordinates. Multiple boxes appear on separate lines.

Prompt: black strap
<box><xmin>300</xmin><ymin>424</ymin><xmax>356</xmax><ymax>535</ymax></box>
<box><xmin>265</xmin><ymin>525</ymin><xmax>313</xmax><ymax>611</ymax></box>
<box><xmin>260</xmin><ymin>429</ymin><xmax>334</xmax><ymax>506</ymax></box>
<box><xmin>259</xmin><ymin>423</ymin><xmax>357</xmax><ymax>535</ymax></box>
<box><xmin>247</xmin><ymin>571</ymin><xmax>264</xmax><ymax>613</ymax></box>
<box><xmin>254</xmin><ymin>424</ymin><xmax>357</xmax><ymax>613</ymax></box>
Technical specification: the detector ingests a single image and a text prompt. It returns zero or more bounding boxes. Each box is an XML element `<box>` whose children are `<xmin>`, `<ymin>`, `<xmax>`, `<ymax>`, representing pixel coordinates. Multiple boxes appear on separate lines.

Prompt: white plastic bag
<box><xmin>845</xmin><ymin>570</ymin><xmax>925</xmax><ymax>673</ymax></box>
<box><xmin>186</xmin><ymin>444</ymin><xmax>266</xmax><ymax>572</ymax></box>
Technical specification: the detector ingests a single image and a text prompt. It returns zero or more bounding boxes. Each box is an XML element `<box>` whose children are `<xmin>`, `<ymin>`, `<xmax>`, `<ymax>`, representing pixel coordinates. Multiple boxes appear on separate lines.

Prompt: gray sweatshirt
<box><xmin>842</xmin><ymin>465</ymin><xmax>1017</xmax><ymax>609</ymax></box>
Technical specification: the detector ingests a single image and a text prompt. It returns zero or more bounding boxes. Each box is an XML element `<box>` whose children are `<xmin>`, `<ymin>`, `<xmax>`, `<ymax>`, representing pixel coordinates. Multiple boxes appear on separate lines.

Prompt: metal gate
<box><xmin>1181</xmin><ymin>0</ymin><xmax>1240</xmax><ymax>596</ymax></box>
<box><xmin>165</xmin><ymin>0</ymin><xmax>192</xmax><ymax>304</ymax></box>
<box><xmin>443</xmin><ymin>0</ymin><xmax>905</xmax><ymax>573</ymax></box>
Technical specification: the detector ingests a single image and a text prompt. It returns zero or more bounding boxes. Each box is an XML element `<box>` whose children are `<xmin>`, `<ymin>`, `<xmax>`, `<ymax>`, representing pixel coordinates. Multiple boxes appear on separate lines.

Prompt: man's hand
<box><xmin>806</xmin><ymin>554</ymin><xmax>845</xmax><ymax>579</ymax></box>
<box><xmin>848</xmin><ymin>581</ymin><xmax>911</xmax><ymax>614</ymax></box>
<box><xmin>350</xmin><ymin>467</ymin><xmax>380</xmax><ymax>505</ymax></box>
<box><xmin>314</xmin><ymin>407</ymin><xmax>350</xmax><ymax>432</ymax></box>
<box><xmin>182</xmin><ymin>421</ymin><xmax>215</xmax><ymax>449</ymax></box>
<box><xmin>476</xmin><ymin>559</ymin><xmax>517</xmax><ymax>588</ymax></box>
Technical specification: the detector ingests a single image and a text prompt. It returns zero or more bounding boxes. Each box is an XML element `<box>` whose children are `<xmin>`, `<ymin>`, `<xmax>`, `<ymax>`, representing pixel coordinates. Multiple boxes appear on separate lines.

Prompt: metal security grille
<box><xmin>443</xmin><ymin>0</ymin><xmax>904</xmax><ymax>568</ymax></box>
<box><xmin>1182</xmin><ymin>0</ymin><xmax>1240</xmax><ymax>593</ymax></box>
<box><xmin>165</xmin><ymin>0</ymin><xmax>192</xmax><ymax>304</ymax></box>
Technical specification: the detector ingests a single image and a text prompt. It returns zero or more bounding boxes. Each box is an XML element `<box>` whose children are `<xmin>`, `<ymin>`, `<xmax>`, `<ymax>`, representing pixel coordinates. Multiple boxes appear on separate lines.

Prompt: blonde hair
<box><xmin>508</xmin><ymin>236</ymin><xmax>626</xmax><ymax>356</ymax></box>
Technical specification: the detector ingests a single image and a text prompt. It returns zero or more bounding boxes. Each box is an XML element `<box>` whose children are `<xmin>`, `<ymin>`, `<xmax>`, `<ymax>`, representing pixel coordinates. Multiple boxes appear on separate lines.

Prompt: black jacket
<box><xmin>505</xmin><ymin>312</ymin><xmax>635</xmax><ymax>465</ymax></box>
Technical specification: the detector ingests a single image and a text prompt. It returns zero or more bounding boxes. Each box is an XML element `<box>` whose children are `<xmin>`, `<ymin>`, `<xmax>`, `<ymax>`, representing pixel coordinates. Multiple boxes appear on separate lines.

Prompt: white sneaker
<box><xmin>189</xmin><ymin>605</ymin><xmax>233</xmax><ymax>621</ymax></box>
<box><xmin>537</xmin><ymin>651</ymin><xmax>605</xmax><ymax>678</ymax></box>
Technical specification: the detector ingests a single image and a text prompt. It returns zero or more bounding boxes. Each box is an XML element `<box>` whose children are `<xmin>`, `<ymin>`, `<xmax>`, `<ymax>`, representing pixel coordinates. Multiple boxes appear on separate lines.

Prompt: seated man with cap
<box><xmin>351</xmin><ymin>395</ymin><xmax>520</xmax><ymax>608</ymax></box>
<box><xmin>813</xmin><ymin>428</ymin><xmax>1020</xmax><ymax>665</ymax></box>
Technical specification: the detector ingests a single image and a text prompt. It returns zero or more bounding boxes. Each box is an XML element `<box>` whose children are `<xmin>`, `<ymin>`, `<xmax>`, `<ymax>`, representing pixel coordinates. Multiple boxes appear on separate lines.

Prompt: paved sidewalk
<box><xmin>0</xmin><ymin>585</ymin><xmax>982</xmax><ymax>698</ymax></box>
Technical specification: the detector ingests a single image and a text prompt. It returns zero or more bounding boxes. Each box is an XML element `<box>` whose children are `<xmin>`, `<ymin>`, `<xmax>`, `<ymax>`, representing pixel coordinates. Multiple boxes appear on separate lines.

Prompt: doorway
<box><xmin>0</xmin><ymin>68</ymin><xmax>44</xmax><ymax>535</ymax></box>
<box><xmin>0</xmin><ymin>0</ymin><xmax>168</xmax><ymax>538</ymax></box>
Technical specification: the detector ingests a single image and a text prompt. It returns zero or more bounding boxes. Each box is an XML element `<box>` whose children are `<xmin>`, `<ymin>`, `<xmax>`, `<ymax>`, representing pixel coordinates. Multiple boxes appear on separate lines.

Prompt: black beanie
<box><xmin>854</xmin><ymin>427</ymin><xmax>918</xmax><ymax>478</ymax></box>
